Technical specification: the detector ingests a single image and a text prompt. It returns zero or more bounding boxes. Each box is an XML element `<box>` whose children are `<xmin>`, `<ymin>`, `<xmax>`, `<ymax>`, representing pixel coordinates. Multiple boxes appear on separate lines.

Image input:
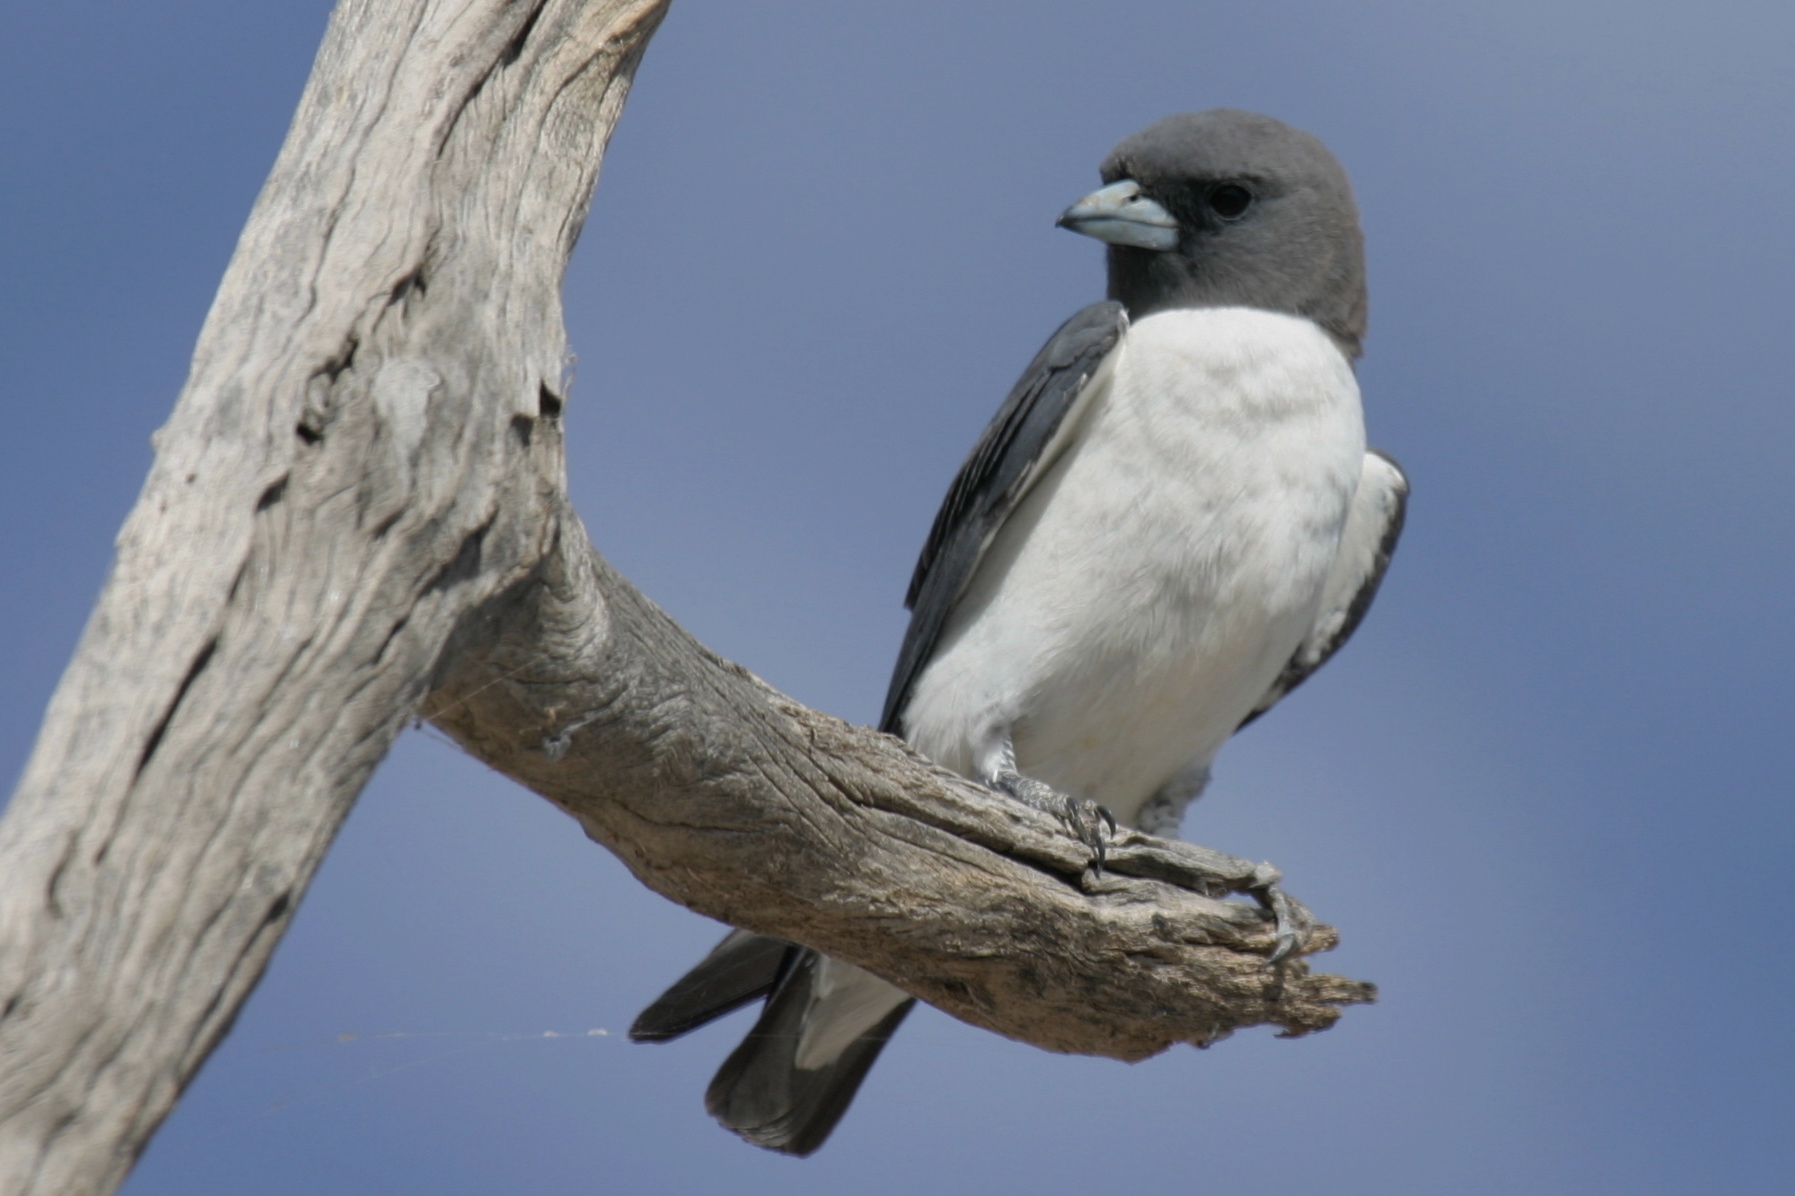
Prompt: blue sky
<box><xmin>4</xmin><ymin>2</ymin><xmax>1793</xmax><ymax>1193</ymax></box>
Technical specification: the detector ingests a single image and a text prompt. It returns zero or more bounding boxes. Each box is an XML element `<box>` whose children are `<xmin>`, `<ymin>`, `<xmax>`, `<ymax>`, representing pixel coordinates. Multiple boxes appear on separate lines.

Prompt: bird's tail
<box><xmin>632</xmin><ymin>932</ymin><xmax>914</xmax><ymax>1156</ymax></box>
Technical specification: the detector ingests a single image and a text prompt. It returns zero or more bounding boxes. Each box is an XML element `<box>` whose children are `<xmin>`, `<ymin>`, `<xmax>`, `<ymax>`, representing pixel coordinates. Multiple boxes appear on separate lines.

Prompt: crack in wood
<box><xmin>133</xmin><ymin>637</ymin><xmax>218</xmax><ymax>781</ymax></box>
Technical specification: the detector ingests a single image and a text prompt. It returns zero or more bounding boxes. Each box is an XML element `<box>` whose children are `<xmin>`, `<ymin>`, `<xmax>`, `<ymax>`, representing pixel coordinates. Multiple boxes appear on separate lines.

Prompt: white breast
<box><xmin>900</xmin><ymin>307</ymin><xmax>1366</xmax><ymax>827</ymax></box>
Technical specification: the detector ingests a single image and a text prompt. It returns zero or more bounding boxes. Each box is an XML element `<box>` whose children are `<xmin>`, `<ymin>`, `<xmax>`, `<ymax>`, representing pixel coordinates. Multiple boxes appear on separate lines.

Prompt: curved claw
<box><xmin>1069</xmin><ymin>800</ymin><xmax>1112</xmax><ymax>865</ymax></box>
<box><xmin>1058</xmin><ymin>795</ymin><xmax>1116</xmax><ymax>871</ymax></box>
<box><xmin>1250</xmin><ymin>863</ymin><xmax>1306</xmax><ymax>965</ymax></box>
<box><xmin>1088</xmin><ymin>802</ymin><xmax>1119</xmax><ymax>872</ymax></box>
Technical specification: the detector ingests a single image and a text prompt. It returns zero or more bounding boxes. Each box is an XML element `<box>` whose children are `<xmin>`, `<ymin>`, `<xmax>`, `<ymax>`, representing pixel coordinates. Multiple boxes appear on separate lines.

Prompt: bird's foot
<box><xmin>992</xmin><ymin>770</ymin><xmax>1117</xmax><ymax>869</ymax></box>
<box><xmin>1245</xmin><ymin>862</ymin><xmax>1306</xmax><ymax>964</ymax></box>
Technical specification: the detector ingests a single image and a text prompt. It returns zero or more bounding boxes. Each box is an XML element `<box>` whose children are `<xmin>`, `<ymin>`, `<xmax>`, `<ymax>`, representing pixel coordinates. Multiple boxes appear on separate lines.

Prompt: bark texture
<box><xmin>0</xmin><ymin>3</ymin><xmax>668</xmax><ymax>1192</ymax></box>
<box><xmin>0</xmin><ymin>2</ymin><xmax>1373</xmax><ymax>1193</ymax></box>
<box><xmin>429</xmin><ymin>517</ymin><xmax>1374</xmax><ymax>1059</ymax></box>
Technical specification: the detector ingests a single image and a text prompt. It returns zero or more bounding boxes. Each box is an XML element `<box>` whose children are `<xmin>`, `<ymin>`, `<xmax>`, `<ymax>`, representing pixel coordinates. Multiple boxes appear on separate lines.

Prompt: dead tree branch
<box><xmin>428</xmin><ymin>507</ymin><xmax>1373</xmax><ymax>1059</ymax></box>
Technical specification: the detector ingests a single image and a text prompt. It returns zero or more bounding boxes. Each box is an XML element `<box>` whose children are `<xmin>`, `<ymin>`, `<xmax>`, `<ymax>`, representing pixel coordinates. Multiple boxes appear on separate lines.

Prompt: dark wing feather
<box><xmin>634</xmin><ymin>303</ymin><xmax>1123</xmax><ymax>1157</ymax></box>
<box><xmin>879</xmin><ymin>301</ymin><xmax>1128</xmax><ymax>733</ymax></box>
<box><xmin>1238</xmin><ymin>449</ymin><xmax>1409</xmax><ymax>730</ymax></box>
<box><xmin>629</xmin><ymin>930</ymin><xmax>794</xmax><ymax>1043</ymax></box>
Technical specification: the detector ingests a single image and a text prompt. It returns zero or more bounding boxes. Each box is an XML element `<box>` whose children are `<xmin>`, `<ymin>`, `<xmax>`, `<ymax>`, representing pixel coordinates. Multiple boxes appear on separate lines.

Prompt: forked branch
<box><xmin>0</xmin><ymin>3</ymin><xmax>1371</xmax><ymax>1193</ymax></box>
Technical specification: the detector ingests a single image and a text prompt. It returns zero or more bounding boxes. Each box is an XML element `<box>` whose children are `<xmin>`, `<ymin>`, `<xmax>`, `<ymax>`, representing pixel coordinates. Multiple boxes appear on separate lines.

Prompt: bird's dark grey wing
<box><xmin>629</xmin><ymin>930</ymin><xmax>794</xmax><ymax>1043</ymax></box>
<box><xmin>879</xmin><ymin>301</ymin><xmax>1128</xmax><ymax>733</ymax></box>
<box><xmin>635</xmin><ymin>303</ymin><xmax>1122</xmax><ymax>1157</ymax></box>
<box><xmin>1238</xmin><ymin>449</ymin><xmax>1408</xmax><ymax>730</ymax></box>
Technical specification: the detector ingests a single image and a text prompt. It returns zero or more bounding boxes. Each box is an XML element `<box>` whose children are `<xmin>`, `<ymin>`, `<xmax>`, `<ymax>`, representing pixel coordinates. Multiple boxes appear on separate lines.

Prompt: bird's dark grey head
<box><xmin>1059</xmin><ymin>110</ymin><xmax>1367</xmax><ymax>358</ymax></box>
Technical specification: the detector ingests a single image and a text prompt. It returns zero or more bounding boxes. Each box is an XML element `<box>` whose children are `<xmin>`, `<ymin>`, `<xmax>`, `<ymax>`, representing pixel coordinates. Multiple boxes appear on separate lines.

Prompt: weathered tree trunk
<box><xmin>0</xmin><ymin>2</ymin><xmax>1372</xmax><ymax>1193</ymax></box>
<box><xmin>0</xmin><ymin>3</ymin><xmax>668</xmax><ymax>1190</ymax></box>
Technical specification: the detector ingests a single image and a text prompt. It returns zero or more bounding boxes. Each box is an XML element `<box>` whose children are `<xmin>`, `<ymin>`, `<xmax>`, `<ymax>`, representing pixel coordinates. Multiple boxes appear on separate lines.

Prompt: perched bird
<box><xmin>630</xmin><ymin>109</ymin><xmax>1408</xmax><ymax>1156</ymax></box>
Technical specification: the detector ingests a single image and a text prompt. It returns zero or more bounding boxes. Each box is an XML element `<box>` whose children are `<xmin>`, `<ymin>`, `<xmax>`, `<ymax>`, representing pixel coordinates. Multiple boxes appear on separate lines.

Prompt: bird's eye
<box><xmin>1208</xmin><ymin>184</ymin><xmax>1253</xmax><ymax>219</ymax></box>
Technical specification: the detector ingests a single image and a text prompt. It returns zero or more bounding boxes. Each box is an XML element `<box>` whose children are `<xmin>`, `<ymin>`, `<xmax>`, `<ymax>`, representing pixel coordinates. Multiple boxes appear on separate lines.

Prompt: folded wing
<box><xmin>1238</xmin><ymin>448</ymin><xmax>1408</xmax><ymax>730</ymax></box>
<box><xmin>633</xmin><ymin>304</ymin><xmax>1129</xmax><ymax>1156</ymax></box>
<box><xmin>880</xmin><ymin>301</ymin><xmax>1128</xmax><ymax>733</ymax></box>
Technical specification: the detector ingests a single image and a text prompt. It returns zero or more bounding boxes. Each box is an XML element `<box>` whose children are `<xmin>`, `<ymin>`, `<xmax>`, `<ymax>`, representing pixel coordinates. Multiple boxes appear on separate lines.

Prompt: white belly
<box><xmin>900</xmin><ymin>307</ymin><xmax>1365</xmax><ymax>827</ymax></box>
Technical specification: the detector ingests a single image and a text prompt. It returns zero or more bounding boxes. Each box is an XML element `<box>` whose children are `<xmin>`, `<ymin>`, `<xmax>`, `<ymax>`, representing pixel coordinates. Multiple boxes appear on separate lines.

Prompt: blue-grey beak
<box><xmin>1057</xmin><ymin>179</ymin><xmax>1179</xmax><ymax>251</ymax></box>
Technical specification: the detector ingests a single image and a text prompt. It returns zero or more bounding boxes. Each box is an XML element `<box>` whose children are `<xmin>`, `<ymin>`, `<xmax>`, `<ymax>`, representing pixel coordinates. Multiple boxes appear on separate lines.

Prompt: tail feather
<box><xmin>704</xmin><ymin>949</ymin><xmax>915</xmax><ymax>1156</ymax></box>
<box><xmin>630</xmin><ymin>930</ymin><xmax>793</xmax><ymax>1043</ymax></box>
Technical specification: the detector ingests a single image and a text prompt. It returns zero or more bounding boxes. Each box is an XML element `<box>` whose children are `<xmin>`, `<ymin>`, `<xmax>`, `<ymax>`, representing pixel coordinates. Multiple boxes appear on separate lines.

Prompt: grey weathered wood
<box><xmin>428</xmin><ymin>510</ymin><xmax>1374</xmax><ymax>1062</ymax></box>
<box><xmin>0</xmin><ymin>2</ymin><xmax>1373</xmax><ymax>1192</ymax></box>
<box><xmin>0</xmin><ymin>3</ymin><xmax>669</xmax><ymax>1192</ymax></box>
